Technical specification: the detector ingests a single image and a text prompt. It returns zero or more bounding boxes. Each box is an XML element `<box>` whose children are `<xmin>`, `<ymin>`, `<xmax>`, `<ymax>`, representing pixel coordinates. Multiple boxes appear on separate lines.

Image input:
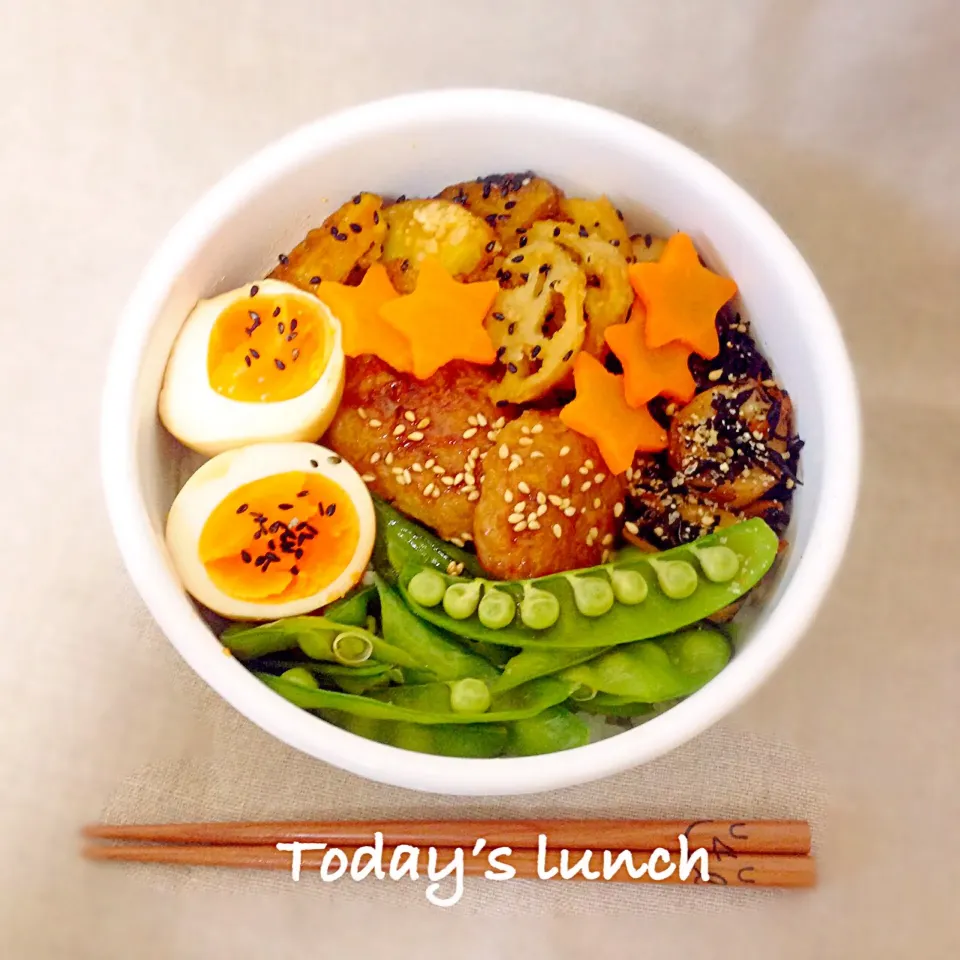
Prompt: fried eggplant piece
<box><xmin>324</xmin><ymin>356</ymin><xmax>511</xmax><ymax>544</ymax></box>
<box><xmin>474</xmin><ymin>411</ymin><xmax>626</xmax><ymax>580</ymax></box>
<box><xmin>380</xmin><ymin>199</ymin><xmax>499</xmax><ymax>293</ymax></box>
<box><xmin>270</xmin><ymin>192</ymin><xmax>386</xmax><ymax>288</ymax></box>
<box><xmin>437</xmin><ymin>173</ymin><xmax>563</xmax><ymax>247</ymax></box>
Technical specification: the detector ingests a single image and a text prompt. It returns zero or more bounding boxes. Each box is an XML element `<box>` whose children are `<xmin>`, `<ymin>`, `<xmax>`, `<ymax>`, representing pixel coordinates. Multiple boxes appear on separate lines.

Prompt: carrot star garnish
<box><xmin>314</xmin><ymin>263</ymin><xmax>412</xmax><ymax>373</ymax></box>
<box><xmin>559</xmin><ymin>352</ymin><xmax>667</xmax><ymax>475</ymax></box>
<box><xmin>604</xmin><ymin>300</ymin><xmax>696</xmax><ymax>408</ymax></box>
<box><xmin>379</xmin><ymin>257</ymin><xmax>499</xmax><ymax>380</ymax></box>
<box><xmin>628</xmin><ymin>232</ymin><xmax>737</xmax><ymax>359</ymax></box>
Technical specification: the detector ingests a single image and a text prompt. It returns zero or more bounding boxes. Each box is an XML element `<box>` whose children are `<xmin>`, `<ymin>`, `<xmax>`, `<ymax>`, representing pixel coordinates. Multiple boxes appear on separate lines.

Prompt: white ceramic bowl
<box><xmin>101</xmin><ymin>89</ymin><xmax>859</xmax><ymax>796</ymax></box>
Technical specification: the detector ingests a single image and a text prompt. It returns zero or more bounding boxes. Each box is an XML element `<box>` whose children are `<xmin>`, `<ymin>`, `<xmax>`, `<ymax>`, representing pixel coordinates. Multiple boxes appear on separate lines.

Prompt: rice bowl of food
<box><xmin>101</xmin><ymin>89</ymin><xmax>859</xmax><ymax>795</ymax></box>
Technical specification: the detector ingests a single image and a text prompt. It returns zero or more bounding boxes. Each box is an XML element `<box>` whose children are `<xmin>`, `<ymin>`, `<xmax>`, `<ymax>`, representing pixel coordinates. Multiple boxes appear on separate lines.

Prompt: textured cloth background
<box><xmin>1</xmin><ymin>0</ymin><xmax>958</xmax><ymax>956</ymax></box>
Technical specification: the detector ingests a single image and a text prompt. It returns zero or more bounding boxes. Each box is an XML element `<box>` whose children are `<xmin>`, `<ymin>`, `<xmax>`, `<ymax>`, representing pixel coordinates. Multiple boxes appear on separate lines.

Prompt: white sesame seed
<box><xmin>589</xmin><ymin>526</ymin><xmax>599</xmax><ymax>538</ymax></box>
<box><xmin>404</xmin><ymin>410</ymin><xmax>415</xmax><ymax>423</ymax></box>
<box><xmin>368</xmin><ymin>418</ymin><xmax>382</xmax><ymax>428</ymax></box>
<box><xmin>537</xmin><ymin>504</ymin><xmax>548</xmax><ymax>517</ymax></box>
<box><xmin>552</xmin><ymin>524</ymin><xmax>563</xmax><ymax>538</ymax></box>
<box><xmin>464</xmin><ymin>473</ymin><xmax>476</xmax><ymax>488</ymax></box>
<box><xmin>521</xmin><ymin>425</ymin><xmax>530</xmax><ymax>435</ymax></box>
<box><xmin>702</xmin><ymin>515</ymin><xmax>715</xmax><ymax>527</ymax></box>
<box><xmin>432</xmin><ymin>464</ymin><xmax>444</xmax><ymax>474</ymax></box>
<box><xmin>594</xmin><ymin>473</ymin><xmax>606</xmax><ymax>484</ymax></box>
<box><xmin>530</xmin><ymin>451</ymin><xmax>544</xmax><ymax>459</ymax></box>
<box><xmin>432</xmin><ymin>488</ymin><xmax>440</xmax><ymax>498</ymax></box>
<box><xmin>708</xmin><ymin>369</ymin><xmax>723</xmax><ymax>381</ymax></box>
<box><xmin>486</xmin><ymin>431</ymin><xmax>497</xmax><ymax>441</ymax></box>
<box><xmin>654</xmin><ymin>526</ymin><xmax>665</xmax><ymax>537</ymax></box>
<box><xmin>499</xmin><ymin>444</ymin><xmax>509</xmax><ymax>460</ymax></box>
<box><xmin>391</xmin><ymin>466</ymin><xmax>403</xmax><ymax>475</ymax></box>
<box><xmin>518</xmin><ymin>436</ymin><xmax>534</xmax><ymax>446</ymax></box>
<box><xmin>451</xmin><ymin>537</ymin><xmax>465</xmax><ymax>547</ymax></box>
<box><xmin>513</xmin><ymin>521</ymin><xmax>527</xmax><ymax>532</ymax></box>
<box><xmin>403</xmin><ymin>469</ymin><xmax>412</xmax><ymax>484</ymax></box>
<box><xmin>453</xmin><ymin>473</ymin><xmax>463</xmax><ymax>485</ymax></box>
<box><xmin>625</xmin><ymin>521</ymin><xmax>640</xmax><ymax>535</ymax></box>
<box><xmin>393</xmin><ymin>424</ymin><xmax>406</xmax><ymax>437</ymax></box>
<box><xmin>528</xmin><ymin>520</ymin><xmax>541</xmax><ymax>531</ymax></box>
<box><xmin>613</xmin><ymin>503</ymin><xmax>624</xmax><ymax>517</ymax></box>
<box><xmin>446</xmin><ymin>560</ymin><xmax>457</xmax><ymax>574</ymax></box>
<box><xmin>358</xmin><ymin>407</ymin><xmax>368</xmax><ymax>419</ymax></box>
<box><xmin>508</xmin><ymin>461</ymin><xmax>521</xmax><ymax>472</ymax></box>
<box><xmin>564</xmin><ymin>506</ymin><xmax>577</xmax><ymax>517</ymax></box>
<box><xmin>424</xmin><ymin>482</ymin><xmax>435</xmax><ymax>495</ymax></box>
<box><xmin>578</xmin><ymin>466</ymin><xmax>589</xmax><ymax>475</ymax></box>
<box><xmin>424</xmin><ymin>458</ymin><xmax>435</xmax><ymax>469</ymax></box>
<box><xmin>593</xmin><ymin>498</ymin><xmax>601</xmax><ymax>509</ymax></box>
<box><xmin>786</xmin><ymin>478</ymin><xmax>795</xmax><ymax>489</ymax></box>
<box><xmin>585</xmin><ymin>459</ymin><xmax>594</xmax><ymax>470</ymax></box>
<box><xmin>463</xmin><ymin>427</ymin><xmax>478</xmax><ymax>440</ymax></box>
<box><xmin>467</xmin><ymin>490</ymin><xmax>480</xmax><ymax>501</ymax></box>
<box><xmin>581</xmin><ymin>481</ymin><xmax>593</xmax><ymax>492</ymax></box>
<box><xmin>468</xmin><ymin>415</ymin><xmax>478</xmax><ymax>426</ymax></box>
<box><xmin>536</xmin><ymin>492</ymin><xmax>546</xmax><ymax>505</ymax></box>
<box><xmin>602</xmin><ymin>533</ymin><xmax>613</xmax><ymax>546</ymax></box>
<box><xmin>719</xmin><ymin>462</ymin><xmax>730</xmax><ymax>474</ymax></box>
<box><xmin>494</xmin><ymin>417</ymin><xmax>506</xmax><ymax>429</ymax></box>
<box><xmin>361</xmin><ymin>473</ymin><xmax>376</xmax><ymax>483</ymax></box>
<box><xmin>513</xmin><ymin>502</ymin><xmax>527</xmax><ymax>514</ymax></box>
<box><xmin>531</xmin><ymin>423</ymin><xmax>544</xmax><ymax>434</ymax></box>
<box><xmin>461</xmin><ymin>532</ymin><xmax>473</xmax><ymax>542</ymax></box>
<box><xmin>517</xmin><ymin>481</ymin><xmax>531</xmax><ymax>494</ymax></box>
<box><xmin>559</xmin><ymin>445</ymin><xmax>570</xmax><ymax>457</ymax></box>
<box><xmin>476</xmin><ymin>413</ymin><xmax>488</xmax><ymax>427</ymax></box>
<box><xmin>442</xmin><ymin>476</ymin><xmax>455</xmax><ymax>486</ymax></box>
<box><xmin>561</xmin><ymin>475</ymin><xmax>571</xmax><ymax>488</ymax></box>
<box><xmin>548</xmin><ymin>495</ymin><xmax>562</xmax><ymax>506</ymax></box>
<box><xmin>417</xmin><ymin>417</ymin><xmax>431</xmax><ymax>429</ymax></box>
<box><xmin>526</xmin><ymin>511</ymin><xmax>538</xmax><ymax>523</ymax></box>
<box><xmin>601</xmin><ymin>549</ymin><xmax>611</xmax><ymax>563</ymax></box>
<box><xmin>504</xmin><ymin>490</ymin><xmax>514</xmax><ymax>503</ymax></box>
<box><xmin>369</xmin><ymin>452</ymin><xmax>381</xmax><ymax>464</ymax></box>
<box><xmin>470</xmin><ymin>447</ymin><xmax>480</xmax><ymax>459</ymax></box>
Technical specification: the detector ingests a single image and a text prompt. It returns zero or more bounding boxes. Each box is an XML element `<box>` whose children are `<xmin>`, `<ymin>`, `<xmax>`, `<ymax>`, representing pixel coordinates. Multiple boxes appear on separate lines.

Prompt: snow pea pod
<box><xmin>560</xmin><ymin>626</ymin><xmax>731</xmax><ymax>702</ymax></box>
<box><xmin>321</xmin><ymin>711</ymin><xmax>508</xmax><ymax>758</ymax></box>
<box><xmin>375</xmin><ymin>577</ymin><xmax>499</xmax><ymax>681</ymax></box>
<box><xmin>321</xmin><ymin>584</ymin><xmax>376</xmax><ymax>627</ymax></box>
<box><xmin>257</xmin><ymin>672</ymin><xmax>576</xmax><ymax>724</ymax></box>
<box><xmin>223</xmin><ymin>616</ymin><xmax>422</xmax><ymax>670</ymax></box>
<box><xmin>491</xmin><ymin>646</ymin><xmax>612</xmax><ymax>693</ymax></box>
<box><xmin>372</xmin><ymin>496</ymin><xmax>484</xmax><ymax>580</ymax></box>
<box><xmin>504</xmin><ymin>706</ymin><xmax>590</xmax><ymax>756</ymax></box>
<box><xmin>398</xmin><ymin>519</ymin><xmax>777</xmax><ymax>649</ymax></box>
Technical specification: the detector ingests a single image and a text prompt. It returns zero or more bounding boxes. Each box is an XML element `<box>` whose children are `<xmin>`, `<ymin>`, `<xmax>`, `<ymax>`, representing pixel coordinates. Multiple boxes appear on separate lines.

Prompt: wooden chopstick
<box><xmin>82</xmin><ymin>818</ymin><xmax>810</xmax><ymax>855</ymax></box>
<box><xmin>82</xmin><ymin>841</ymin><xmax>815</xmax><ymax>887</ymax></box>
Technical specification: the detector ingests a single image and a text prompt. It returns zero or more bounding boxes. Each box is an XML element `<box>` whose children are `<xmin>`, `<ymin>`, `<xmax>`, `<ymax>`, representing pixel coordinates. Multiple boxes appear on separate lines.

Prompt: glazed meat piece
<box><xmin>324</xmin><ymin>356</ymin><xmax>510</xmax><ymax>545</ymax></box>
<box><xmin>474</xmin><ymin>410</ymin><xmax>626</xmax><ymax>580</ymax></box>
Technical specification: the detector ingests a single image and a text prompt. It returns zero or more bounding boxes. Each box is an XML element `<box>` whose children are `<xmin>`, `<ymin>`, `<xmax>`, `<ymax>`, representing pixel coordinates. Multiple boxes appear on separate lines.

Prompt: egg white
<box><xmin>158</xmin><ymin>280</ymin><xmax>345</xmax><ymax>456</ymax></box>
<box><xmin>166</xmin><ymin>442</ymin><xmax>374</xmax><ymax>621</ymax></box>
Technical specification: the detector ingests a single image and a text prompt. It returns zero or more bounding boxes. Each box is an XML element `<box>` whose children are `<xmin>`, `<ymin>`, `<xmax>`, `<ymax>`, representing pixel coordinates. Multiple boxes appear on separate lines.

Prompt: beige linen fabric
<box><xmin>1</xmin><ymin>0</ymin><xmax>957</xmax><ymax>956</ymax></box>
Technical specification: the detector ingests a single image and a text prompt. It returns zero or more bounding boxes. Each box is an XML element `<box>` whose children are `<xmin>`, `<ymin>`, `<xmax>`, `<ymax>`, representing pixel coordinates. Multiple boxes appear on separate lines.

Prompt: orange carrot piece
<box><xmin>628</xmin><ymin>232</ymin><xmax>737</xmax><ymax>359</ymax></box>
<box><xmin>379</xmin><ymin>257</ymin><xmax>499</xmax><ymax>380</ymax></box>
<box><xmin>559</xmin><ymin>352</ymin><xmax>667</xmax><ymax>475</ymax></box>
<box><xmin>605</xmin><ymin>300</ymin><xmax>696</xmax><ymax>408</ymax></box>
<box><xmin>314</xmin><ymin>263</ymin><xmax>412</xmax><ymax>373</ymax></box>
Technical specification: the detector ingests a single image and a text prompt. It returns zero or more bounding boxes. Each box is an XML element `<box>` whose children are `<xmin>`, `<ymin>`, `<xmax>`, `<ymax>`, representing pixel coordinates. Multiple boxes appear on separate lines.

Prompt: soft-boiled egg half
<box><xmin>166</xmin><ymin>442</ymin><xmax>374</xmax><ymax>620</ymax></box>
<box><xmin>159</xmin><ymin>280</ymin><xmax>345</xmax><ymax>456</ymax></box>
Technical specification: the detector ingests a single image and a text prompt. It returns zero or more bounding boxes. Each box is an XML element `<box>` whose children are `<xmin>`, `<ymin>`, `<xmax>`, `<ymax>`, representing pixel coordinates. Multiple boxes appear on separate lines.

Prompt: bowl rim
<box><xmin>100</xmin><ymin>88</ymin><xmax>860</xmax><ymax>796</ymax></box>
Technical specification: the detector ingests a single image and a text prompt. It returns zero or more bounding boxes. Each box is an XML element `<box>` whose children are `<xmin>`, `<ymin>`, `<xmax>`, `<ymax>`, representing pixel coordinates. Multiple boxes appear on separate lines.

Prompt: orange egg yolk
<box><xmin>198</xmin><ymin>471</ymin><xmax>360</xmax><ymax>603</ymax></box>
<box><xmin>207</xmin><ymin>289</ymin><xmax>331</xmax><ymax>402</ymax></box>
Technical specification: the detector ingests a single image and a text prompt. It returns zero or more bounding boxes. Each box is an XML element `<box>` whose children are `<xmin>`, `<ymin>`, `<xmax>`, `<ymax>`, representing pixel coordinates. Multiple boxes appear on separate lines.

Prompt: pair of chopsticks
<box><xmin>83</xmin><ymin>818</ymin><xmax>815</xmax><ymax>887</ymax></box>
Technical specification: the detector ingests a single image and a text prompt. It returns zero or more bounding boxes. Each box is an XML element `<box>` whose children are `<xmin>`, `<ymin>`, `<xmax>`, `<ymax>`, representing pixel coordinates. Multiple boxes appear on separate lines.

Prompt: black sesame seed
<box><xmin>309</xmin><ymin>459</ymin><xmax>318</xmax><ymax>467</ymax></box>
<box><xmin>273</xmin><ymin>306</ymin><xmax>281</xmax><ymax>317</ymax></box>
<box><xmin>328</xmin><ymin>455</ymin><xmax>342</xmax><ymax>464</ymax></box>
<box><xmin>254</xmin><ymin>556</ymin><xmax>265</xmax><ymax>567</ymax></box>
<box><xmin>485</xmin><ymin>241</ymin><xmax>496</xmax><ymax>253</ymax></box>
<box><xmin>267</xmin><ymin>539</ymin><xmax>276</xmax><ymax>550</ymax></box>
<box><xmin>278</xmin><ymin>253</ymin><xmax>289</xmax><ymax>264</ymax></box>
<box><xmin>507</xmin><ymin>322</ymin><xmax>516</xmax><ymax>335</ymax></box>
<box><xmin>249</xmin><ymin>349</ymin><xmax>260</xmax><ymax>359</ymax></box>
<box><xmin>511</xmin><ymin>254</ymin><xmax>524</xmax><ymax>263</ymax></box>
<box><xmin>501</xmin><ymin>271</ymin><xmax>512</xmax><ymax>282</ymax></box>
<box><xmin>485</xmin><ymin>214</ymin><xmax>498</xmax><ymax>227</ymax></box>
<box><xmin>352</xmin><ymin>194</ymin><xmax>362</xmax><ymax>204</ymax></box>
<box><xmin>531</xmin><ymin>344</ymin><xmax>541</xmax><ymax>359</ymax></box>
<box><xmin>496</xmin><ymin>399</ymin><xmax>510</xmax><ymax>407</ymax></box>
<box><xmin>297</xmin><ymin>490</ymin><xmax>309</xmax><ymax>498</ymax></box>
<box><xmin>287</xmin><ymin>332</ymin><xmax>298</xmax><ymax>342</ymax></box>
<box><xmin>349</xmin><ymin>222</ymin><xmax>362</xmax><ymax>233</ymax></box>
<box><xmin>326</xmin><ymin>503</ymin><xmax>336</xmax><ymax>517</ymax></box>
<box><xmin>275</xmin><ymin>358</ymin><xmax>286</xmax><ymax>371</ymax></box>
<box><xmin>268</xmin><ymin>521</ymin><xmax>282</xmax><ymax>534</ymax></box>
<box><xmin>336</xmin><ymin>231</ymin><xmax>348</xmax><ymax>242</ymax></box>
<box><xmin>507</xmin><ymin>362</ymin><xmax>518</xmax><ymax>373</ymax></box>
<box><xmin>310</xmin><ymin>276</ymin><xmax>321</xmax><ymax>285</ymax></box>
<box><xmin>644</xmin><ymin>234</ymin><xmax>652</xmax><ymax>247</ymax></box>
<box><xmin>236</xmin><ymin>503</ymin><xmax>249</xmax><ymax>514</ymax></box>
<box><xmin>519</xmin><ymin>236</ymin><xmax>528</xmax><ymax>248</ymax></box>
<box><xmin>248</xmin><ymin>311</ymin><xmax>260</xmax><ymax>322</ymax></box>
<box><xmin>538</xmin><ymin>263</ymin><xmax>550</xmax><ymax>274</ymax></box>
<box><xmin>277</xmin><ymin>503</ymin><xmax>294</xmax><ymax>510</ymax></box>
<box><xmin>493</xmin><ymin>312</ymin><xmax>505</xmax><ymax>321</ymax></box>
<box><xmin>330</xmin><ymin>225</ymin><xmax>339</xmax><ymax>237</ymax></box>
<box><xmin>562</xmin><ymin>350</ymin><xmax>573</xmax><ymax>361</ymax></box>
<box><xmin>295</xmin><ymin>548</ymin><xmax>304</xmax><ymax>559</ymax></box>
<box><xmin>578</xmin><ymin>225</ymin><xmax>589</xmax><ymax>238</ymax></box>
<box><xmin>616</xmin><ymin>208</ymin><xmax>624</xmax><ymax>221</ymax></box>
<box><xmin>291</xmin><ymin>348</ymin><xmax>299</xmax><ymax>361</ymax></box>
<box><xmin>496</xmin><ymin>346</ymin><xmax>506</xmax><ymax>360</ymax></box>
<box><xmin>520</xmin><ymin>273</ymin><xmax>529</xmax><ymax>282</ymax></box>
<box><xmin>482</xmin><ymin>181</ymin><xmax>492</xmax><ymax>199</ymax></box>
<box><xmin>250</xmin><ymin>285</ymin><xmax>259</xmax><ymax>297</ymax></box>
<box><xmin>516</xmin><ymin>226</ymin><xmax>527</xmax><ymax>234</ymax></box>
<box><xmin>401</xmin><ymin>259</ymin><xmax>410</xmax><ymax>272</ymax></box>
<box><xmin>553</xmin><ymin>226</ymin><xmax>561</xmax><ymax>237</ymax></box>
<box><xmin>290</xmin><ymin>565</ymin><xmax>300</xmax><ymax>576</ymax></box>
<box><xmin>373</xmin><ymin>210</ymin><xmax>379</xmax><ymax>224</ymax></box>
<box><xmin>611</xmin><ymin>239</ymin><xmax>620</xmax><ymax>247</ymax></box>
<box><xmin>277</xmin><ymin>321</ymin><xmax>285</xmax><ymax>334</ymax></box>
<box><xmin>241</xmin><ymin>550</ymin><xmax>252</xmax><ymax>563</ymax></box>
<box><xmin>290</xmin><ymin>318</ymin><xmax>298</xmax><ymax>332</ymax></box>
<box><xmin>244</xmin><ymin>356</ymin><xmax>251</xmax><ymax>367</ymax></box>
<box><xmin>504</xmin><ymin>200</ymin><xmax>516</xmax><ymax>210</ymax></box>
